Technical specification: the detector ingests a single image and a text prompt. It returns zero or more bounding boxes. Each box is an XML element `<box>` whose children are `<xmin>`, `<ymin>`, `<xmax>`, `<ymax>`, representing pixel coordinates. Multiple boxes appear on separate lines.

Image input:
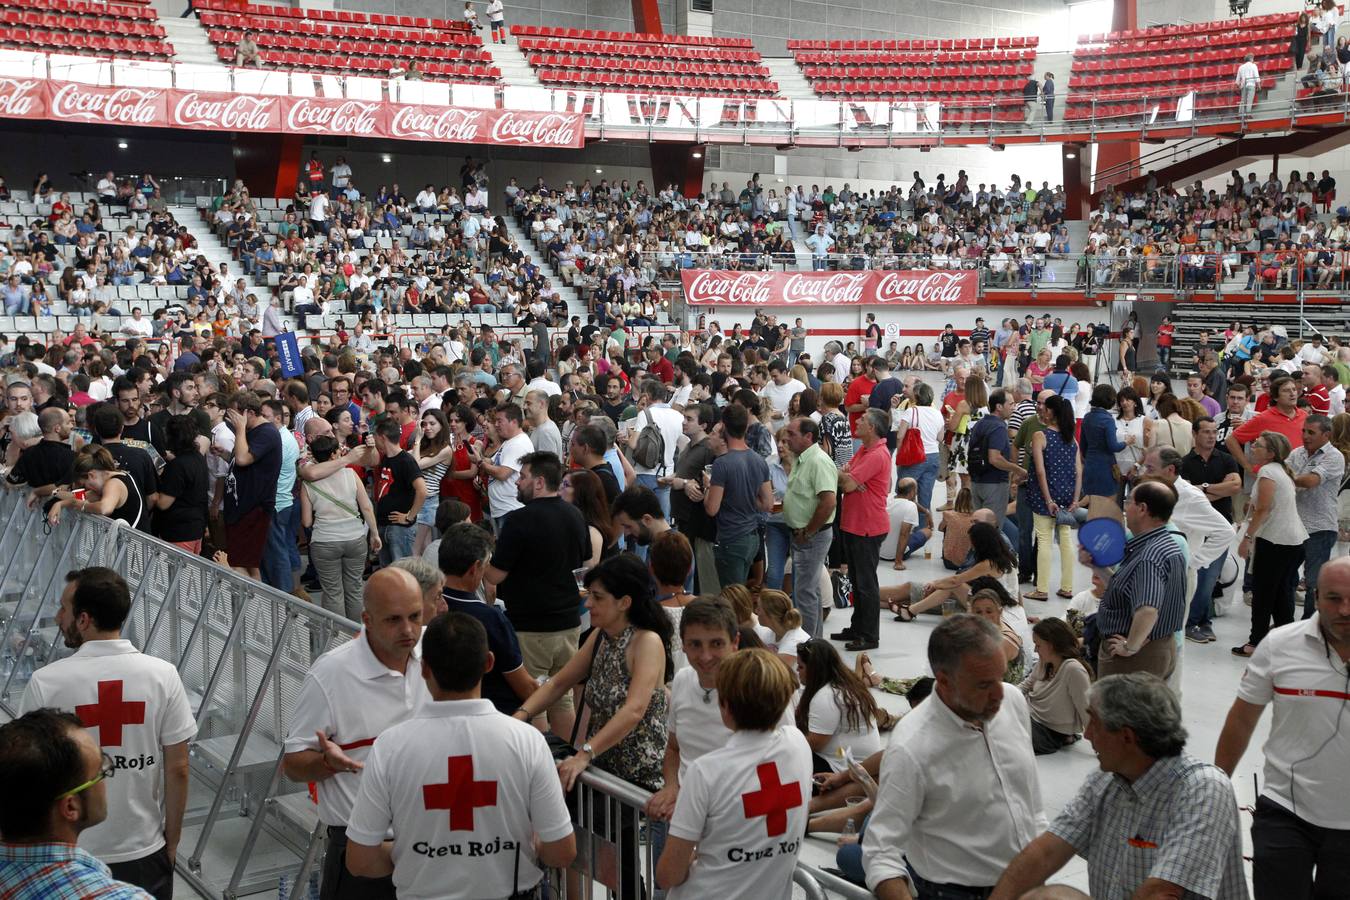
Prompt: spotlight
<box><xmin>381</xmin><ymin>154</ymin><xmax>392</xmax><ymax>163</ymax></box>
<box><xmin>117</xmin><ymin>141</ymin><xmax>128</xmax><ymax>149</ymax></box>
<box><xmin>691</xmin><ymin>151</ymin><xmax>703</xmax><ymax>159</ymax></box>
<box><xmin>595</xmin><ymin>168</ymin><xmax>603</xmax><ymax>174</ymax></box>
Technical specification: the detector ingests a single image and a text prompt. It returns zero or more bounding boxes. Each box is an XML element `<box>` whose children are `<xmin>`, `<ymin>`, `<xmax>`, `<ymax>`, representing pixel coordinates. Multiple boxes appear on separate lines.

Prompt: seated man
<box><xmin>234</xmin><ymin>30</ymin><xmax>262</xmax><ymax>67</ymax></box>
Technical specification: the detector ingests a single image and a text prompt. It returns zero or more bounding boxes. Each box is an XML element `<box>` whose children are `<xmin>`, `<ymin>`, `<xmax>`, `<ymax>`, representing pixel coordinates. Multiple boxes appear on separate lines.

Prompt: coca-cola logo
<box><xmin>389</xmin><ymin>105</ymin><xmax>483</xmax><ymax>142</ymax></box>
<box><xmin>683</xmin><ymin>271</ymin><xmax>774</xmax><ymax>305</ymax></box>
<box><xmin>173</xmin><ymin>92</ymin><xmax>276</xmax><ymax>130</ymax></box>
<box><xmin>51</xmin><ymin>83</ymin><xmax>161</xmax><ymax>125</ymax></box>
<box><xmin>490</xmin><ymin>111</ymin><xmax>581</xmax><ymax>147</ymax></box>
<box><xmin>783</xmin><ymin>272</ymin><xmax>868</xmax><ymax>305</ymax></box>
<box><xmin>0</xmin><ymin>78</ymin><xmax>41</xmax><ymax>118</ymax></box>
<box><xmin>875</xmin><ymin>270</ymin><xmax>973</xmax><ymax>304</ymax></box>
<box><xmin>285</xmin><ymin>98</ymin><xmax>379</xmax><ymax>135</ymax></box>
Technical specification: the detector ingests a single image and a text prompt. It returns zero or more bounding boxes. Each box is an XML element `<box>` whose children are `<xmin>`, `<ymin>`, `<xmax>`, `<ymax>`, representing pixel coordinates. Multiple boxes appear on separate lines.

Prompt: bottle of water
<box><xmin>307</xmin><ymin>868</ymin><xmax>321</xmax><ymax>900</ymax></box>
<box><xmin>276</xmin><ymin>874</ymin><xmax>290</xmax><ymax>900</ymax></box>
<box><xmin>842</xmin><ymin>818</ymin><xmax>857</xmax><ymax>838</ymax></box>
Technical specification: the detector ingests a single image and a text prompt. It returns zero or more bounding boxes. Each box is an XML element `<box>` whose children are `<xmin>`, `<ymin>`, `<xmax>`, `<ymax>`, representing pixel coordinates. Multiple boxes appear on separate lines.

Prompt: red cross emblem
<box><xmin>74</xmin><ymin>680</ymin><xmax>146</xmax><ymax>747</ymax></box>
<box><xmin>741</xmin><ymin>762</ymin><xmax>802</xmax><ymax>838</ymax></box>
<box><xmin>422</xmin><ymin>755</ymin><xmax>498</xmax><ymax>831</ymax></box>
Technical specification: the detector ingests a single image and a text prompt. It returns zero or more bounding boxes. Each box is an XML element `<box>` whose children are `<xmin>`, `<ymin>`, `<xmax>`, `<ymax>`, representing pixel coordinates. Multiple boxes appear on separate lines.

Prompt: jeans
<box><xmin>836</xmin><ymin>814</ymin><xmax>869</xmax><ymax>886</ymax></box>
<box><xmin>310</xmin><ymin>535</ymin><xmax>369</xmax><ymax>621</ymax></box>
<box><xmin>379</xmin><ymin>523</ymin><xmax>416</xmax><ymax>566</ymax></box>
<box><xmin>1157</xmin><ymin>346</ymin><xmax>1171</xmax><ymax>371</ymax></box>
<box><xmin>1186</xmin><ymin>552</ymin><xmax>1227</xmax><ymax>630</ymax></box>
<box><xmin>714</xmin><ymin>530</ymin><xmax>759</xmax><ymax>588</ymax></box>
<box><xmin>261</xmin><ymin>502</ymin><xmax>301</xmax><ymax>591</ymax></box>
<box><xmin>1302</xmin><ymin>530</ymin><xmax>1337</xmax><ymax>618</ymax></box>
<box><xmin>1016</xmin><ymin>485</ymin><xmax>1037</xmax><ymax>583</ymax></box>
<box><xmin>1033</xmin><ymin>513</ymin><xmax>1074</xmax><ymax>595</ymax></box>
<box><xmin>1249</xmin><ymin>537</ymin><xmax>1303</xmax><ymax>646</ymax></box>
<box><xmin>635</xmin><ymin>473</ymin><xmax>672</xmax><ymax>520</ymax></box>
<box><xmin>764</xmin><ymin>521</ymin><xmax>791</xmax><ymax>591</ymax></box>
<box><xmin>897</xmin><ymin>452</ymin><xmax>939</xmax><ymax>530</ymax></box>
<box><xmin>1252</xmin><ymin>795</ymin><xmax>1350</xmax><ymax>900</ymax></box>
<box><xmin>843</xmin><ymin>531</ymin><xmax>883</xmax><ymax>643</ymax></box>
<box><xmin>791</xmin><ymin>527</ymin><xmax>833</xmax><ymax>639</ymax></box>
<box><xmin>692</xmin><ymin>536</ymin><xmax>720</xmax><ymax>595</ymax></box>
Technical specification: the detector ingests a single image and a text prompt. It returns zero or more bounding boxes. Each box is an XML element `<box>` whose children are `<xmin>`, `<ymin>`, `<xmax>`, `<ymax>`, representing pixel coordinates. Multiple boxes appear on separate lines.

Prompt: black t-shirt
<box><xmin>148</xmin><ymin>407</ymin><xmax>211</xmax><ymax>456</ymax></box>
<box><xmin>1180</xmin><ymin>448</ymin><xmax>1242</xmax><ymax>522</ymax></box>
<box><xmin>104</xmin><ymin>443</ymin><xmax>158</xmax><ymax>531</ymax></box>
<box><xmin>590</xmin><ymin>462</ymin><xmax>621</xmax><ymax>504</ymax></box>
<box><xmin>599</xmin><ymin>399</ymin><xmax>631</xmax><ymax>424</ymax></box>
<box><xmin>940</xmin><ymin>332</ymin><xmax>959</xmax><ymax>357</ymax></box>
<box><xmin>155</xmin><ymin>451</ymin><xmax>210</xmax><ymax>542</ymax></box>
<box><xmin>374</xmin><ymin>450</ymin><xmax>423</xmax><ymax>526</ymax></box>
<box><xmin>490</xmin><ymin>496</ymin><xmax>590</xmax><ymax>633</ymax></box>
<box><xmin>7</xmin><ymin>440</ymin><xmax>74</xmax><ymax>488</ymax></box>
<box><xmin>121</xmin><ymin>417</ymin><xmax>152</xmax><ymax>446</ymax></box>
<box><xmin>225</xmin><ymin>423</ymin><xmax>283</xmax><ymax>523</ymax></box>
<box><xmin>671</xmin><ymin>439</ymin><xmax>716</xmax><ymax>541</ymax></box>
<box><xmin>443</xmin><ymin>589</ymin><xmax>525</xmax><ymax>714</ymax></box>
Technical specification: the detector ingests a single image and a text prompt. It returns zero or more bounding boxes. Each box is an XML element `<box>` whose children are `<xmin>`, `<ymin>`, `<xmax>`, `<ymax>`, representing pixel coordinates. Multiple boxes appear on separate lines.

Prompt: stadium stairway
<box><xmin>482</xmin><ymin>33</ymin><xmax>547</xmax><ymax>92</ymax></box>
<box><xmin>160</xmin><ymin>15</ymin><xmax>221</xmax><ymax>67</ymax></box>
<box><xmin>762</xmin><ymin>57</ymin><xmax>816</xmax><ymax>101</ymax></box>
<box><xmin>169</xmin><ymin>203</ymin><xmax>260</xmax><ymax>295</ymax></box>
<box><xmin>1168</xmin><ymin>300</ymin><xmax>1350</xmax><ymax>375</ymax></box>
<box><xmin>500</xmin><ymin>216</ymin><xmax>588</xmax><ymax>319</ymax></box>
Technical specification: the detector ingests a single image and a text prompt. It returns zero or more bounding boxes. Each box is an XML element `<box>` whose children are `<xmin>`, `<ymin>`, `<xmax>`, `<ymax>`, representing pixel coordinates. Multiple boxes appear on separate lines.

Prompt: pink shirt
<box><xmin>841</xmin><ymin>440</ymin><xmax>890</xmax><ymax>537</ymax></box>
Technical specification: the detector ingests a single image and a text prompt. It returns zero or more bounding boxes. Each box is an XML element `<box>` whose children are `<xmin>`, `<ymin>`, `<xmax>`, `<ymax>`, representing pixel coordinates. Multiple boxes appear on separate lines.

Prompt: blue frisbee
<box><xmin>1078</xmin><ymin>517</ymin><xmax>1127</xmax><ymax>568</ymax></box>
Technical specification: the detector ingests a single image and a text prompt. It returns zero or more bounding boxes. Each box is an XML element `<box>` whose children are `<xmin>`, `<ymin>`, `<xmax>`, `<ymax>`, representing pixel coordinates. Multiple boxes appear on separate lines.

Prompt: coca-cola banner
<box><xmin>680</xmin><ymin>270</ymin><xmax>979</xmax><ymax>306</ymax></box>
<box><xmin>0</xmin><ymin>80</ymin><xmax>584</xmax><ymax>149</ymax></box>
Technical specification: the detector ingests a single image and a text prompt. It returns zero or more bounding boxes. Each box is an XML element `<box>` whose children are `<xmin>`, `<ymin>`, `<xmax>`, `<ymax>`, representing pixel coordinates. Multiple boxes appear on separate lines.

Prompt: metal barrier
<box><xmin>0</xmin><ymin>485</ymin><xmax>360</xmax><ymax>900</ymax></box>
<box><xmin>0</xmin><ymin>486</ymin><xmax>866</xmax><ymax>899</ymax></box>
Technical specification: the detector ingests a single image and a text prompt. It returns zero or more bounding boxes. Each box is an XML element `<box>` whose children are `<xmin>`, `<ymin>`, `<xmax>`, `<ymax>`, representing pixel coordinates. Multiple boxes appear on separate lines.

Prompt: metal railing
<box><xmin>0</xmin><ymin>487</ymin><xmax>865</xmax><ymax>899</ymax></box>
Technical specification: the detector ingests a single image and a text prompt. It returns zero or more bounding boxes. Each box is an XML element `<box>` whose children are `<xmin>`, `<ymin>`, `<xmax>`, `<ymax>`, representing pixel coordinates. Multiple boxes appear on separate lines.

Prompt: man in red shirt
<box><xmin>836</xmin><ymin>409</ymin><xmax>892</xmax><ymax>651</ymax></box>
<box><xmin>1301</xmin><ymin>362</ymin><xmax>1331</xmax><ymax>415</ymax></box>
<box><xmin>1226</xmin><ymin>374</ymin><xmax>1307</xmax><ymax>474</ymax></box>
<box><xmin>644</xmin><ymin>344</ymin><xmax>674</xmax><ymax>384</ymax></box>
<box><xmin>843</xmin><ymin>365</ymin><xmax>876</xmax><ymax>437</ymax></box>
<box><xmin>1156</xmin><ymin>315</ymin><xmax>1175</xmax><ymax>371</ymax></box>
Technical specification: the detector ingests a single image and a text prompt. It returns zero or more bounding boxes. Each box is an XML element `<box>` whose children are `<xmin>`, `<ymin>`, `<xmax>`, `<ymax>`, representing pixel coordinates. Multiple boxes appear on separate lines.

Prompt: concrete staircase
<box><xmin>160</xmin><ymin>15</ymin><xmax>223</xmax><ymax>67</ymax></box>
<box><xmin>500</xmin><ymin>217</ymin><xmax>587</xmax><ymax>319</ymax></box>
<box><xmin>481</xmin><ymin>34</ymin><xmax>546</xmax><ymax>91</ymax></box>
<box><xmin>169</xmin><ymin>204</ymin><xmax>255</xmax><ymax>291</ymax></box>
<box><xmin>762</xmin><ymin>57</ymin><xmax>816</xmax><ymax>100</ymax></box>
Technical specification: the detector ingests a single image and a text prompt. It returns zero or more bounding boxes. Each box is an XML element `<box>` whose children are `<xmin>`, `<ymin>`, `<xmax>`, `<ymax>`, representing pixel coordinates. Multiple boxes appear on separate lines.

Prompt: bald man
<box><xmin>283</xmin><ymin>567</ymin><xmax>428</xmax><ymax>900</ymax></box>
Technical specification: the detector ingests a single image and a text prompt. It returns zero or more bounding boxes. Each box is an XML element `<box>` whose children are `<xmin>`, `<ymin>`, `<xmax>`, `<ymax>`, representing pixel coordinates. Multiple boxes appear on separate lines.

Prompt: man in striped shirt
<box><xmin>1079</xmin><ymin>481</ymin><xmax>1188</xmax><ymax>680</ymax></box>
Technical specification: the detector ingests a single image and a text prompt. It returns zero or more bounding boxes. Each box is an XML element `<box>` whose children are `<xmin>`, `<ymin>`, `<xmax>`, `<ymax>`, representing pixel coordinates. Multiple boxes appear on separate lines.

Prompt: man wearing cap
<box><xmin>344</xmin><ymin>612</ymin><xmax>575</xmax><ymax>898</ymax></box>
<box><xmin>283</xmin><ymin>568</ymin><xmax>428</xmax><ymax>900</ymax></box>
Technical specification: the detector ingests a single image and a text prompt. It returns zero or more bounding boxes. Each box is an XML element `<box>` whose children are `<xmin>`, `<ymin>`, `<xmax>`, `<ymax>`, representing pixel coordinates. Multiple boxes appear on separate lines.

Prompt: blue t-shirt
<box><xmin>969</xmin><ymin>413</ymin><xmax>1012</xmax><ymax>485</ymax></box>
<box><xmin>711</xmin><ymin>448</ymin><xmax>770</xmax><ymax>540</ymax></box>
<box><xmin>443</xmin><ymin>589</ymin><xmax>525</xmax><ymax>714</ymax></box>
<box><xmin>225</xmin><ymin>422</ymin><xmax>283</xmax><ymax>523</ymax></box>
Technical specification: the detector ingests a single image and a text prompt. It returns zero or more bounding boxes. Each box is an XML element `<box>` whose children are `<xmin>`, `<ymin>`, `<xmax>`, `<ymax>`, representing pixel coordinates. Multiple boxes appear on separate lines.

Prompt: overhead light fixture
<box><xmin>381</xmin><ymin>154</ymin><xmax>392</xmax><ymax>163</ymax></box>
<box><xmin>691</xmin><ymin>151</ymin><xmax>703</xmax><ymax>159</ymax></box>
<box><xmin>117</xmin><ymin>140</ymin><xmax>128</xmax><ymax>149</ymax></box>
<box><xmin>1066</xmin><ymin>152</ymin><xmax>1077</xmax><ymax>159</ymax></box>
<box><xmin>595</xmin><ymin>168</ymin><xmax>603</xmax><ymax>174</ymax></box>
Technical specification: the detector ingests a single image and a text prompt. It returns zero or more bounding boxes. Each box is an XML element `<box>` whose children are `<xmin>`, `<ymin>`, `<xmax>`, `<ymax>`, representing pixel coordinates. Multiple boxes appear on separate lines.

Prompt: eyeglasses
<box><xmin>63</xmin><ymin>751</ymin><xmax>114</xmax><ymax>799</ymax></box>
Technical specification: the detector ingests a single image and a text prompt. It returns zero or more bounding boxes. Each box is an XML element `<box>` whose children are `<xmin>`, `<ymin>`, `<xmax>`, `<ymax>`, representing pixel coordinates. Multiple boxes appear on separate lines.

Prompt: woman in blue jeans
<box><xmin>764</xmin><ymin>430</ymin><xmax>793</xmax><ymax>590</ymax></box>
<box><xmin>892</xmin><ymin>382</ymin><xmax>945</xmax><ymax>529</ymax></box>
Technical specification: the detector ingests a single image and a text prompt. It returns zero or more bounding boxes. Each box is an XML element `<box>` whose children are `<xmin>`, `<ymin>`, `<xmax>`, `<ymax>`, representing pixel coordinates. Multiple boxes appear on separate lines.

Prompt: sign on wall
<box><xmin>0</xmin><ymin>78</ymin><xmax>586</xmax><ymax>149</ymax></box>
<box><xmin>680</xmin><ymin>270</ymin><xmax>979</xmax><ymax>306</ymax></box>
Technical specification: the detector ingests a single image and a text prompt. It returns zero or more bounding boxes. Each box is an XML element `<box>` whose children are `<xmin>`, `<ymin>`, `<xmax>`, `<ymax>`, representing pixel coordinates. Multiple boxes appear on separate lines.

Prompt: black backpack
<box><xmin>967</xmin><ymin>419</ymin><xmax>991</xmax><ymax>478</ymax></box>
<box><xmin>633</xmin><ymin>410</ymin><xmax>667</xmax><ymax>472</ymax></box>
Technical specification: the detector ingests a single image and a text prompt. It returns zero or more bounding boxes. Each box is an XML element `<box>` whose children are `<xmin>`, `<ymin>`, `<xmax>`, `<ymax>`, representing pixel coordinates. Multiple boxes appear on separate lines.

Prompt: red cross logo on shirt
<box><xmin>74</xmin><ymin>680</ymin><xmax>146</xmax><ymax>747</ymax></box>
<box><xmin>741</xmin><ymin>762</ymin><xmax>802</xmax><ymax>838</ymax></box>
<box><xmin>422</xmin><ymin>755</ymin><xmax>498</xmax><ymax>831</ymax></box>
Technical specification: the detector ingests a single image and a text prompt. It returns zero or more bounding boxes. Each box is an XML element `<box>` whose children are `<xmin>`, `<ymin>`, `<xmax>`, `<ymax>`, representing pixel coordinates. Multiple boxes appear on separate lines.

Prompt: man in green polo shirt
<box><xmin>782</xmin><ymin>417</ymin><xmax>838</xmax><ymax>638</ymax></box>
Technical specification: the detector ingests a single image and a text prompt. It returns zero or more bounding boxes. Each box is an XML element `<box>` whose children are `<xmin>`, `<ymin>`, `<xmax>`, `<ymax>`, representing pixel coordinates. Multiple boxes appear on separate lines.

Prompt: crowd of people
<box><xmin>1</xmin><ymin>163</ymin><xmax>1349</xmax><ymax>900</ymax></box>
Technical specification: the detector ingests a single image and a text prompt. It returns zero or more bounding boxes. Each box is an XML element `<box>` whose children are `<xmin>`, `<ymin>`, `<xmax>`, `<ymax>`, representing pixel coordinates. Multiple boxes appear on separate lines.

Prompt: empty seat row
<box><xmin>510</xmin><ymin>24</ymin><xmax>753</xmax><ymax>48</ymax></box>
<box><xmin>211</xmin><ymin>44</ymin><xmax>497</xmax><ymax>80</ymax></box>
<box><xmin>788</xmin><ymin>36</ymin><xmax>1037</xmax><ymax>50</ymax></box>
<box><xmin>801</xmin><ymin>64</ymin><xmax>1032</xmax><ymax>80</ymax></box>
<box><xmin>0</xmin><ymin>28</ymin><xmax>171</xmax><ymax>58</ymax></box>
<box><xmin>0</xmin><ymin>0</ymin><xmax>156</xmax><ymax>20</ymax></box>
<box><xmin>0</xmin><ymin>9</ymin><xmax>164</xmax><ymax>37</ymax></box>
<box><xmin>1065</xmin><ymin>77</ymin><xmax>1275</xmax><ymax>109</ymax></box>
<box><xmin>1071</xmin><ymin>64</ymin><xmax>1284</xmax><ymax>91</ymax></box>
<box><xmin>1074</xmin><ymin>27</ymin><xmax>1292</xmax><ymax>57</ymax></box>
<box><xmin>516</xmin><ymin>37</ymin><xmax>760</xmax><ymax>63</ymax></box>
<box><xmin>810</xmin><ymin>80</ymin><xmax>1021</xmax><ymax>99</ymax></box>
<box><xmin>806</xmin><ymin>74</ymin><xmax>1027</xmax><ymax>92</ymax></box>
<box><xmin>535</xmin><ymin>68</ymin><xmax>777</xmax><ymax>96</ymax></box>
<box><xmin>1065</xmin><ymin>91</ymin><xmax>1253</xmax><ymax>120</ymax></box>
<box><xmin>197</xmin><ymin>11</ymin><xmax>480</xmax><ymax>46</ymax></box>
<box><xmin>208</xmin><ymin>29</ymin><xmax>491</xmax><ymax>63</ymax></box>
<box><xmin>1073</xmin><ymin>44</ymin><xmax>1289</xmax><ymax>72</ymax></box>
<box><xmin>191</xmin><ymin>0</ymin><xmax>471</xmax><ymax>33</ymax></box>
<box><xmin>528</xmin><ymin>54</ymin><xmax>768</xmax><ymax>77</ymax></box>
<box><xmin>794</xmin><ymin>49</ymin><xmax>1036</xmax><ymax>65</ymax></box>
<box><xmin>1079</xmin><ymin>11</ymin><xmax>1297</xmax><ymax>43</ymax></box>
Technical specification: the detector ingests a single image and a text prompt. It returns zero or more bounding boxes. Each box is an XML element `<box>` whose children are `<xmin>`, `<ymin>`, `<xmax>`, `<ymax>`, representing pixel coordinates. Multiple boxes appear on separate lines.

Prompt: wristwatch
<box><xmin>580</xmin><ymin>742</ymin><xmax>595</xmax><ymax>760</ymax></box>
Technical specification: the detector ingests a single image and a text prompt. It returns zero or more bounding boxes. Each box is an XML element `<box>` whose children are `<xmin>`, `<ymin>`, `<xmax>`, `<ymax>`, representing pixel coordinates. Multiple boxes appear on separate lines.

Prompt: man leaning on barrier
<box><xmin>345</xmin><ymin>611</ymin><xmax>576</xmax><ymax>899</ymax></box>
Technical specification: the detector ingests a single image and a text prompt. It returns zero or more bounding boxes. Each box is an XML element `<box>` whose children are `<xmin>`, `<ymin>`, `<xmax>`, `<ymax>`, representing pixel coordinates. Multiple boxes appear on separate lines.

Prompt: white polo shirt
<box><xmin>346</xmin><ymin>699</ymin><xmax>573</xmax><ymax>900</ymax></box>
<box><xmin>667</xmin><ymin>727</ymin><xmax>813</xmax><ymax>900</ymax></box>
<box><xmin>19</xmin><ymin>639</ymin><xmax>196</xmax><ymax>863</ymax></box>
<box><xmin>284</xmin><ymin>631</ymin><xmax>429</xmax><ymax>826</ymax></box>
<box><xmin>669</xmin><ymin>668</ymin><xmax>793</xmax><ymax>781</ymax></box>
<box><xmin>487</xmin><ymin>432</ymin><xmax>533</xmax><ymax>519</ymax></box>
<box><xmin>1236</xmin><ymin>613</ymin><xmax>1350</xmax><ymax>829</ymax></box>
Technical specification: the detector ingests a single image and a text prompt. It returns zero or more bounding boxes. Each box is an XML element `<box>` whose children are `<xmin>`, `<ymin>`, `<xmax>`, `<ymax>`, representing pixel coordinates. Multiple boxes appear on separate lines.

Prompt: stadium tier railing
<box><xmin>0</xmin><ymin>47</ymin><xmax>1336</xmax><ymax>143</ymax></box>
<box><xmin>0</xmin><ymin>487</ymin><xmax>865</xmax><ymax>899</ymax></box>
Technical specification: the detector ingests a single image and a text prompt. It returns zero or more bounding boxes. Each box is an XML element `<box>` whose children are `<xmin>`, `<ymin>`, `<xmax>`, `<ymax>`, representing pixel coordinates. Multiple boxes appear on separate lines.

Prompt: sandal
<box><xmin>1023</xmin><ymin>591</ymin><xmax>1049</xmax><ymax>601</ymax></box>
<box><xmin>893</xmin><ymin>606</ymin><xmax>916</xmax><ymax>623</ymax></box>
<box><xmin>1056</xmin><ymin>589</ymin><xmax>1074</xmax><ymax>600</ymax></box>
<box><xmin>858</xmin><ymin>652</ymin><xmax>883</xmax><ymax>688</ymax></box>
